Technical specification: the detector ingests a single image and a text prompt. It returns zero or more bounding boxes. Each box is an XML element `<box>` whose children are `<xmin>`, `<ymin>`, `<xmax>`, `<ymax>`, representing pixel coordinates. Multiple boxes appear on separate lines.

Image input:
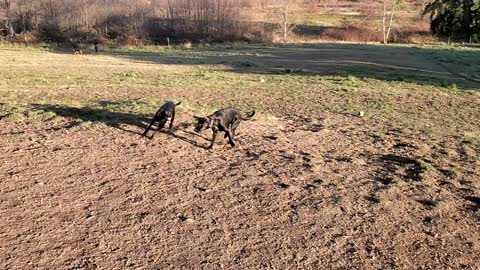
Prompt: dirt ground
<box><xmin>1</xmin><ymin>111</ymin><xmax>479</xmax><ymax>269</ymax></box>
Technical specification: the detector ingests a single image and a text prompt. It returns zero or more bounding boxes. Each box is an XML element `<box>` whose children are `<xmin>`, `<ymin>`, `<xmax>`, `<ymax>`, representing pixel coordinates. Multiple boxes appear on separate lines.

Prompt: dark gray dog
<box><xmin>194</xmin><ymin>108</ymin><xmax>255</xmax><ymax>149</ymax></box>
<box><xmin>143</xmin><ymin>101</ymin><xmax>181</xmax><ymax>138</ymax></box>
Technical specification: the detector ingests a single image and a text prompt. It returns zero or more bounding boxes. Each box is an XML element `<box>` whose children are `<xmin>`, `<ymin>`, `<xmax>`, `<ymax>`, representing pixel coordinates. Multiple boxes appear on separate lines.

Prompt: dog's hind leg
<box><xmin>225</xmin><ymin>129</ymin><xmax>236</xmax><ymax>147</ymax></box>
<box><xmin>151</xmin><ymin>119</ymin><xmax>167</xmax><ymax>138</ymax></box>
<box><xmin>231</xmin><ymin>120</ymin><xmax>240</xmax><ymax>140</ymax></box>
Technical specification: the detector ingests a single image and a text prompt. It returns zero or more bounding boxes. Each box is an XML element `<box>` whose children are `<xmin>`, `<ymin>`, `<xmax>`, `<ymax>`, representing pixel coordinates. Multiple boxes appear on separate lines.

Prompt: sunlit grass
<box><xmin>0</xmin><ymin>44</ymin><xmax>479</xmax><ymax>138</ymax></box>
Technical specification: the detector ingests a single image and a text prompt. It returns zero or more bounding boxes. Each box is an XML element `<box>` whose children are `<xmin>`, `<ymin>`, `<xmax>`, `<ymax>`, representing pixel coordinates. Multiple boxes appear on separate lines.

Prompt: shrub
<box><xmin>37</xmin><ymin>23</ymin><xmax>66</xmax><ymax>43</ymax></box>
<box><xmin>11</xmin><ymin>31</ymin><xmax>41</xmax><ymax>44</ymax></box>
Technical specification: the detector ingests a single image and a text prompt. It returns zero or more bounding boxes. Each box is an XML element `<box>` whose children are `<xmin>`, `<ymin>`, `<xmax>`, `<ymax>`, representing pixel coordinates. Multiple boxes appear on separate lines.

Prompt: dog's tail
<box><xmin>175</xmin><ymin>101</ymin><xmax>182</xmax><ymax>106</ymax></box>
<box><xmin>242</xmin><ymin>111</ymin><xmax>255</xmax><ymax>120</ymax></box>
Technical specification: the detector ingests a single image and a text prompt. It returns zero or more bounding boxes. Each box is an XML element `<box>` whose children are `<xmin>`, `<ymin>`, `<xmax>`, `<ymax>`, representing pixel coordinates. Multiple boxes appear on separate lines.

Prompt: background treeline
<box><xmin>0</xmin><ymin>0</ymin><xmax>478</xmax><ymax>45</ymax></box>
<box><xmin>0</xmin><ymin>0</ymin><xmax>266</xmax><ymax>45</ymax></box>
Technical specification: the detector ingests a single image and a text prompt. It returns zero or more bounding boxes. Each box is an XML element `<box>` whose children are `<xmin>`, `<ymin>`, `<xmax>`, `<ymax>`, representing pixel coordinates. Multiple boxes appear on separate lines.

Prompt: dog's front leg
<box><xmin>207</xmin><ymin>130</ymin><xmax>218</xmax><ymax>149</ymax></box>
<box><xmin>224</xmin><ymin>123</ymin><xmax>231</xmax><ymax>138</ymax></box>
<box><xmin>143</xmin><ymin>117</ymin><xmax>157</xmax><ymax>136</ymax></box>
<box><xmin>169</xmin><ymin>112</ymin><xmax>175</xmax><ymax>130</ymax></box>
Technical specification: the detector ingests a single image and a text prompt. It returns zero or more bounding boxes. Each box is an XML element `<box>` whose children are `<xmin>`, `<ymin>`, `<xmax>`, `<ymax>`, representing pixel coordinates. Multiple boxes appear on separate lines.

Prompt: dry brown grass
<box><xmin>318</xmin><ymin>26</ymin><xmax>382</xmax><ymax>43</ymax></box>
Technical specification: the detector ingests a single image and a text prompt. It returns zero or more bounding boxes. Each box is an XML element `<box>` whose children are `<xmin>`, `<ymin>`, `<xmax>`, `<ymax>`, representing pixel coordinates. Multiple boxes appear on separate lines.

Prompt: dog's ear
<box><xmin>193</xmin><ymin>115</ymin><xmax>202</xmax><ymax>120</ymax></box>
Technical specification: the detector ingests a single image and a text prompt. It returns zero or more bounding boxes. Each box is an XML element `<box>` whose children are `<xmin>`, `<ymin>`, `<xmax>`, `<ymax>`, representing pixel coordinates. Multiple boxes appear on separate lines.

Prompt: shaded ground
<box><xmin>0</xmin><ymin>44</ymin><xmax>479</xmax><ymax>269</ymax></box>
<box><xmin>104</xmin><ymin>43</ymin><xmax>480</xmax><ymax>88</ymax></box>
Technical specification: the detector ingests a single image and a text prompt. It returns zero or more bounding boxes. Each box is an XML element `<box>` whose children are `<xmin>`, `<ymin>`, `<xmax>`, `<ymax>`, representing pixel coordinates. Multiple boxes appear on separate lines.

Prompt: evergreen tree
<box><xmin>423</xmin><ymin>0</ymin><xmax>480</xmax><ymax>40</ymax></box>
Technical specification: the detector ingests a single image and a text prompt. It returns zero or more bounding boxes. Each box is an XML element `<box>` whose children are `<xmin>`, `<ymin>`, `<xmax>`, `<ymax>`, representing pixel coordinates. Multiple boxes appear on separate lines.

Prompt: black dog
<box><xmin>69</xmin><ymin>38</ymin><xmax>82</xmax><ymax>55</ymax></box>
<box><xmin>143</xmin><ymin>101</ymin><xmax>181</xmax><ymax>138</ymax></box>
<box><xmin>194</xmin><ymin>108</ymin><xmax>255</xmax><ymax>149</ymax></box>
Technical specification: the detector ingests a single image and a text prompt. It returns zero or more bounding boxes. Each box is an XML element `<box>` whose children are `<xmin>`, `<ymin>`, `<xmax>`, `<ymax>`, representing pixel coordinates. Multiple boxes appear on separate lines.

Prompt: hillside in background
<box><xmin>0</xmin><ymin>0</ymin><xmax>437</xmax><ymax>45</ymax></box>
<box><xmin>242</xmin><ymin>0</ymin><xmax>432</xmax><ymax>43</ymax></box>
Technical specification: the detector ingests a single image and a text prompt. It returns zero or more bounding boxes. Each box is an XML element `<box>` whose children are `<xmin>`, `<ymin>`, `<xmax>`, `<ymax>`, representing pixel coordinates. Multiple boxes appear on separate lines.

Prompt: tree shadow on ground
<box><xmin>372</xmin><ymin>154</ymin><xmax>428</xmax><ymax>189</ymax></box>
<box><xmin>32</xmin><ymin>102</ymin><xmax>149</xmax><ymax>135</ymax></box>
<box><xmin>75</xmin><ymin>42</ymin><xmax>480</xmax><ymax>89</ymax></box>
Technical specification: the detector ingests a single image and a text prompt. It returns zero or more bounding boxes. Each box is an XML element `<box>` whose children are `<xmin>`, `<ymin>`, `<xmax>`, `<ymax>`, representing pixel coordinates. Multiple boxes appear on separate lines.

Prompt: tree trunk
<box><xmin>84</xmin><ymin>0</ymin><xmax>89</xmax><ymax>29</ymax></box>
<box><xmin>382</xmin><ymin>0</ymin><xmax>397</xmax><ymax>44</ymax></box>
<box><xmin>382</xmin><ymin>0</ymin><xmax>387</xmax><ymax>44</ymax></box>
<box><xmin>6</xmin><ymin>20</ymin><xmax>14</xmax><ymax>36</ymax></box>
<box><xmin>385</xmin><ymin>0</ymin><xmax>397</xmax><ymax>43</ymax></box>
<box><xmin>283</xmin><ymin>7</ymin><xmax>288</xmax><ymax>41</ymax></box>
<box><xmin>462</xmin><ymin>0</ymin><xmax>473</xmax><ymax>38</ymax></box>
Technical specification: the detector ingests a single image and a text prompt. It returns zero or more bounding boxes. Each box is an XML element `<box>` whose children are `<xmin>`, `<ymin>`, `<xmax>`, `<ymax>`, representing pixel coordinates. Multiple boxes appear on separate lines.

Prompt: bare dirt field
<box><xmin>1</xmin><ymin>44</ymin><xmax>479</xmax><ymax>269</ymax></box>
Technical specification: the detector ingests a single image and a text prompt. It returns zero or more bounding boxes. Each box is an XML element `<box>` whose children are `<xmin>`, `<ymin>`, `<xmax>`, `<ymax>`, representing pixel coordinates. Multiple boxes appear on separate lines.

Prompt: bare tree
<box><xmin>82</xmin><ymin>0</ymin><xmax>89</xmax><ymax>28</ymax></box>
<box><xmin>0</xmin><ymin>0</ymin><xmax>258</xmax><ymax>44</ymax></box>
<box><xmin>382</xmin><ymin>0</ymin><xmax>399</xmax><ymax>44</ymax></box>
<box><xmin>0</xmin><ymin>0</ymin><xmax>15</xmax><ymax>36</ymax></box>
<box><xmin>275</xmin><ymin>0</ymin><xmax>297</xmax><ymax>41</ymax></box>
<box><xmin>167</xmin><ymin>0</ymin><xmax>241</xmax><ymax>39</ymax></box>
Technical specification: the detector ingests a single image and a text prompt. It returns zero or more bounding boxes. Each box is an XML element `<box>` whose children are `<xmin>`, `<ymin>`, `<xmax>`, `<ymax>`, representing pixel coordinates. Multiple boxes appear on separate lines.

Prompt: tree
<box><xmin>423</xmin><ymin>0</ymin><xmax>480</xmax><ymax>40</ymax></box>
<box><xmin>275</xmin><ymin>0</ymin><xmax>297</xmax><ymax>41</ymax></box>
<box><xmin>167</xmin><ymin>0</ymin><xmax>242</xmax><ymax>40</ymax></box>
<box><xmin>0</xmin><ymin>0</ymin><xmax>15</xmax><ymax>36</ymax></box>
<box><xmin>381</xmin><ymin>0</ymin><xmax>400</xmax><ymax>44</ymax></box>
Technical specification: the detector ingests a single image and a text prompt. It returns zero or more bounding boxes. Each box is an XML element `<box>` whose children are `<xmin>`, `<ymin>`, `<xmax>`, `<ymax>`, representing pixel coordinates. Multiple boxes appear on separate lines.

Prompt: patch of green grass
<box><xmin>2</xmin><ymin>107</ymin><xmax>60</xmax><ymax>122</ymax></box>
<box><xmin>284</xmin><ymin>68</ymin><xmax>305</xmax><ymax>74</ymax></box>
<box><xmin>291</xmin><ymin>13</ymin><xmax>364</xmax><ymax>26</ymax></box>
<box><xmin>418</xmin><ymin>45</ymin><xmax>480</xmax><ymax>81</ymax></box>
<box><xmin>3</xmin><ymin>112</ymin><xmax>26</xmax><ymax>122</ymax></box>
<box><xmin>177</xmin><ymin>99</ymin><xmax>222</xmax><ymax>115</ymax></box>
<box><xmin>27</xmin><ymin>111</ymin><xmax>56</xmax><ymax>120</ymax></box>
<box><xmin>242</xmin><ymin>9</ymin><xmax>364</xmax><ymax>27</ymax></box>
<box><xmin>347</xmin><ymin>75</ymin><xmax>357</xmax><ymax>82</ymax></box>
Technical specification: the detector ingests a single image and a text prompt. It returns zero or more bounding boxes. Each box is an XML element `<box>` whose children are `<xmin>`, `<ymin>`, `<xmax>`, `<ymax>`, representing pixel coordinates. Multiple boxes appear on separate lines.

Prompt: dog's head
<box><xmin>193</xmin><ymin>116</ymin><xmax>211</xmax><ymax>133</ymax></box>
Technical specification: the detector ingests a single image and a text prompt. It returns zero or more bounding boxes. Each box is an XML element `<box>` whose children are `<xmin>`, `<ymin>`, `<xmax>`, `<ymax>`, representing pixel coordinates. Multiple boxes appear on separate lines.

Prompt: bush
<box><xmin>38</xmin><ymin>23</ymin><xmax>66</xmax><ymax>43</ymax></box>
<box><xmin>11</xmin><ymin>32</ymin><xmax>41</xmax><ymax>44</ymax></box>
<box><xmin>101</xmin><ymin>15</ymin><xmax>131</xmax><ymax>40</ymax></box>
<box><xmin>319</xmin><ymin>26</ymin><xmax>383</xmax><ymax>43</ymax></box>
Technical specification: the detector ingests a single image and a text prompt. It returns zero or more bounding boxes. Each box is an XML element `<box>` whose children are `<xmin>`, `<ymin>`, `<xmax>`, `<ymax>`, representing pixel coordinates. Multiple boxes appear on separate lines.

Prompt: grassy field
<box><xmin>1</xmin><ymin>43</ymin><xmax>479</xmax><ymax>268</ymax></box>
<box><xmin>1</xmin><ymin>43</ymin><xmax>479</xmax><ymax>137</ymax></box>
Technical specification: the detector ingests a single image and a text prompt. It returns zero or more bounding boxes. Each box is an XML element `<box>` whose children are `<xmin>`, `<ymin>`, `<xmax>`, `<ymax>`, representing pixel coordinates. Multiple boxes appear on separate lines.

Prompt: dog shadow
<box><xmin>148</xmin><ymin>122</ymin><xmax>208</xmax><ymax>149</ymax></box>
<box><xmin>156</xmin><ymin>128</ymin><xmax>208</xmax><ymax>149</ymax></box>
<box><xmin>32</xmin><ymin>102</ymin><xmax>233</xmax><ymax>150</ymax></box>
